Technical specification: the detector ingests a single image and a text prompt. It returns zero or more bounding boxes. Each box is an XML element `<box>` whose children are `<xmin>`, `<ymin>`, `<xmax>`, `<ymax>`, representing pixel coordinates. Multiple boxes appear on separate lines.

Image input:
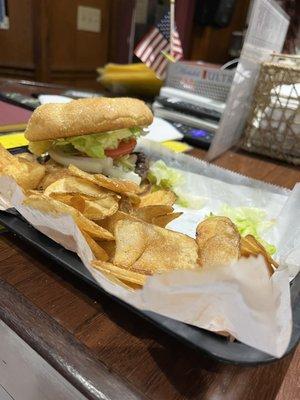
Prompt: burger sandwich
<box><xmin>25</xmin><ymin>97</ymin><xmax>153</xmax><ymax>184</ymax></box>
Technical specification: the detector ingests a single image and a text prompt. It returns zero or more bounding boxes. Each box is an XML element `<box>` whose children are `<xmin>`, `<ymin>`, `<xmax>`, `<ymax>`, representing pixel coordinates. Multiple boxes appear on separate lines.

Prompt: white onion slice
<box><xmin>48</xmin><ymin>148</ymin><xmax>141</xmax><ymax>184</ymax></box>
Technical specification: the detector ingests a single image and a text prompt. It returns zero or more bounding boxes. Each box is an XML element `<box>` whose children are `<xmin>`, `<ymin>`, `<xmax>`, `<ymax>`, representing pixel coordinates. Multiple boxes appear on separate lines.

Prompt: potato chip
<box><xmin>101</xmin><ymin>210</ymin><xmax>141</xmax><ymax>233</ymax></box>
<box><xmin>96</xmin><ymin>240</ymin><xmax>116</xmax><ymax>259</ymax></box>
<box><xmin>198</xmin><ymin>234</ymin><xmax>240</xmax><ymax>268</ymax></box>
<box><xmin>139</xmin><ymin>190</ymin><xmax>177</xmax><ymax>207</ymax></box>
<box><xmin>131</xmin><ymin>205</ymin><xmax>174</xmax><ymax>224</ymax></box>
<box><xmin>48</xmin><ymin>193</ymin><xmax>76</xmax><ymax>207</ymax></box>
<box><xmin>241</xmin><ymin>235</ymin><xmax>278</xmax><ymax>275</ymax></box>
<box><xmin>44</xmin><ymin>176</ymin><xmax>107</xmax><ymax>197</ymax></box>
<box><xmin>196</xmin><ymin>216</ymin><xmax>240</xmax><ymax>253</ymax></box>
<box><xmin>0</xmin><ymin>145</ymin><xmax>45</xmax><ymax>190</ymax></box>
<box><xmin>40</xmin><ymin>168</ymin><xmax>72</xmax><ymax>190</ymax></box>
<box><xmin>152</xmin><ymin>212</ymin><xmax>182</xmax><ymax>228</ymax></box>
<box><xmin>82</xmin><ymin>197</ymin><xmax>119</xmax><ymax>220</ymax></box>
<box><xmin>68</xmin><ymin>194</ymin><xmax>86</xmax><ymax>213</ymax></box>
<box><xmin>76</xmin><ymin>216</ymin><xmax>114</xmax><ymax>241</ymax></box>
<box><xmin>0</xmin><ymin>144</ymin><xmax>14</xmax><ymax>170</ymax></box>
<box><xmin>54</xmin><ymin>192</ymin><xmax>119</xmax><ymax>220</ymax></box>
<box><xmin>19</xmin><ymin>159</ymin><xmax>46</xmax><ymax>190</ymax></box>
<box><xmin>113</xmin><ymin>220</ymin><xmax>199</xmax><ymax>274</ymax></box>
<box><xmin>50</xmin><ymin>190</ymin><xmax>119</xmax><ymax>220</ymax></box>
<box><xmin>113</xmin><ymin>220</ymin><xmax>146</xmax><ymax>269</ymax></box>
<box><xmin>118</xmin><ymin>196</ymin><xmax>133</xmax><ymax>213</ymax></box>
<box><xmin>123</xmin><ymin>192</ymin><xmax>141</xmax><ymax>206</ymax></box>
<box><xmin>18</xmin><ymin>152</ymin><xmax>37</xmax><ymax>162</ymax></box>
<box><xmin>99</xmin><ymin>271</ymin><xmax>139</xmax><ymax>291</ymax></box>
<box><xmin>68</xmin><ymin>164</ymin><xmax>139</xmax><ymax>195</ymax></box>
<box><xmin>80</xmin><ymin>230</ymin><xmax>109</xmax><ymax>261</ymax></box>
<box><xmin>118</xmin><ymin>192</ymin><xmax>141</xmax><ymax>212</ymax></box>
<box><xmin>68</xmin><ymin>164</ymin><xmax>101</xmax><ymax>184</ymax></box>
<box><xmin>94</xmin><ymin>173</ymin><xmax>139</xmax><ymax>195</ymax></box>
<box><xmin>23</xmin><ymin>194</ymin><xmax>69</xmax><ymax>214</ymax></box>
<box><xmin>26</xmin><ymin>189</ymin><xmax>43</xmax><ymax>196</ymax></box>
<box><xmin>45</xmin><ymin>159</ymin><xmax>63</xmax><ymax>170</ymax></box>
<box><xmin>92</xmin><ymin>260</ymin><xmax>147</xmax><ymax>286</ymax></box>
<box><xmin>196</xmin><ymin>216</ymin><xmax>240</xmax><ymax>268</ymax></box>
<box><xmin>23</xmin><ymin>194</ymin><xmax>114</xmax><ymax>240</ymax></box>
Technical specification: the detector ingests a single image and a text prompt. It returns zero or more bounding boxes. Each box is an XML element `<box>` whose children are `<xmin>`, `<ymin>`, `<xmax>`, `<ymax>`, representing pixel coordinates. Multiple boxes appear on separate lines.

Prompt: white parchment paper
<box><xmin>0</xmin><ymin>140</ymin><xmax>299</xmax><ymax>358</ymax></box>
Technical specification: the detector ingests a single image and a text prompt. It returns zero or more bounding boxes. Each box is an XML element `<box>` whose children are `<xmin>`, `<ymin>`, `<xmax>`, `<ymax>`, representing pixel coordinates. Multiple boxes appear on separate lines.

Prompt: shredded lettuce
<box><xmin>28</xmin><ymin>128</ymin><xmax>142</xmax><ymax>158</ymax></box>
<box><xmin>147</xmin><ymin>160</ymin><xmax>204</xmax><ymax>209</ymax></box>
<box><xmin>147</xmin><ymin>160</ymin><xmax>183</xmax><ymax>189</ymax></box>
<box><xmin>218</xmin><ymin>204</ymin><xmax>276</xmax><ymax>255</ymax></box>
<box><xmin>175</xmin><ymin>188</ymin><xmax>206</xmax><ymax>209</ymax></box>
<box><xmin>114</xmin><ymin>154</ymin><xmax>137</xmax><ymax>171</ymax></box>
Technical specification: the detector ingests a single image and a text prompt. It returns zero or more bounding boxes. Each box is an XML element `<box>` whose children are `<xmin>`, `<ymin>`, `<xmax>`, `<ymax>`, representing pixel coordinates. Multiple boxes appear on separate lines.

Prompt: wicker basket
<box><xmin>241</xmin><ymin>54</ymin><xmax>300</xmax><ymax>165</ymax></box>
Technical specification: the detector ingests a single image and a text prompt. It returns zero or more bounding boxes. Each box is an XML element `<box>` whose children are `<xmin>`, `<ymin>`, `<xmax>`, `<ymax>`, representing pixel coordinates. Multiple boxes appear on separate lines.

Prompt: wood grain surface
<box><xmin>0</xmin><ymin>279</ymin><xmax>146</xmax><ymax>400</ymax></box>
<box><xmin>0</xmin><ymin>146</ymin><xmax>299</xmax><ymax>400</ymax></box>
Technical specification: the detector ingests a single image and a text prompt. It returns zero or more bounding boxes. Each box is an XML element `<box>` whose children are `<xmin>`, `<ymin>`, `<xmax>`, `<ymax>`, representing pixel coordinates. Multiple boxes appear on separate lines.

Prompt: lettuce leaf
<box><xmin>58</xmin><ymin>128</ymin><xmax>140</xmax><ymax>159</ymax></box>
<box><xmin>147</xmin><ymin>160</ymin><xmax>183</xmax><ymax>189</ymax></box>
<box><xmin>174</xmin><ymin>189</ymin><xmax>206</xmax><ymax>209</ymax></box>
<box><xmin>28</xmin><ymin>128</ymin><xmax>142</xmax><ymax>158</ymax></box>
<box><xmin>114</xmin><ymin>154</ymin><xmax>137</xmax><ymax>171</ymax></box>
<box><xmin>147</xmin><ymin>161</ymin><xmax>204</xmax><ymax>209</ymax></box>
<box><xmin>219</xmin><ymin>204</ymin><xmax>276</xmax><ymax>255</ymax></box>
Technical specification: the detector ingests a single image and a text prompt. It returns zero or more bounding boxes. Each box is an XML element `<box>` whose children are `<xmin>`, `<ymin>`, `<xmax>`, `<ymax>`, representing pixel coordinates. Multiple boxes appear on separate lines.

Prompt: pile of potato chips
<box><xmin>0</xmin><ymin>144</ymin><xmax>278</xmax><ymax>290</ymax></box>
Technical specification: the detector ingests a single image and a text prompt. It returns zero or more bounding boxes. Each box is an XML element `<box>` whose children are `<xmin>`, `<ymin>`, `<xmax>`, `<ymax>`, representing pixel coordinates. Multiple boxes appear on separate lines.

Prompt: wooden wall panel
<box><xmin>108</xmin><ymin>0</ymin><xmax>135</xmax><ymax>64</ymax></box>
<box><xmin>32</xmin><ymin>0</ymin><xmax>49</xmax><ymax>82</ymax></box>
<box><xmin>0</xmin><ymin>0</ymin><xmax>109</xmax><ymax>89</ymax></box>
<box><xmin>175</xmin><ymin>0</ymin><xmax>196</xmax><ymax>58</ymax></box>
<box><xmin>48</xmin><ymin>0</ymin><xmax>109</xmax><ymax>71</ymax></box>
<box><xmin>0</xmin><ymin>0</ymin><xmax>34</xmax><ymax>69</ymax></box>
<box><xmin>190</xmin><ymin>0</ymin><xmax>250</xmax><ymax>64</ymax></box>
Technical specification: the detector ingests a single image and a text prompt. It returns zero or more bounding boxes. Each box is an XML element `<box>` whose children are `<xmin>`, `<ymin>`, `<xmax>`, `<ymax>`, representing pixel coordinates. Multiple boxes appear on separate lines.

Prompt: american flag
<box><xmin>134</xmin><ymin>11</ymin><xmax>183</xmax><ymax>79</ymax></box>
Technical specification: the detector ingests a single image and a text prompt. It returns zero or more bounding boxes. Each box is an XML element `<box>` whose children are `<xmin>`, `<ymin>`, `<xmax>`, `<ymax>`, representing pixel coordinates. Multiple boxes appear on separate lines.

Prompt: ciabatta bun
<box><xmin>25</xmin><ymin>97</ymin><xmax>153</xmax><ymax>142</ymax></box>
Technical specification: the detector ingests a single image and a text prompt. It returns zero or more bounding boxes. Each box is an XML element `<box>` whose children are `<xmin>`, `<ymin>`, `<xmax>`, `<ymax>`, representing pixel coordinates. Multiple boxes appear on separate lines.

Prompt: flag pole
<box><xmin>170</xmin><ymin>0</ymin><xmax>175</xmax><ymax>57</ymax></box>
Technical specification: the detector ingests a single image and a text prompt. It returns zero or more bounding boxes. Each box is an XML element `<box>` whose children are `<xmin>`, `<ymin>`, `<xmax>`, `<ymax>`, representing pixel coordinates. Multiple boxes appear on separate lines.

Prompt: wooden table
<box><xmin>0</xmin><ymin>146</ymin><xmax>299</xmax><ymax>400</ymax></box>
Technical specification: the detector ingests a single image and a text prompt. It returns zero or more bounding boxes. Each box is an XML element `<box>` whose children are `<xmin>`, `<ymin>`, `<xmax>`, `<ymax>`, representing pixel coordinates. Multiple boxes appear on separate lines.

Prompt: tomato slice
<box><xmin>105</xmin><ymin>138</ymin><xmax>137</xmax><ymax>159</ymax></box>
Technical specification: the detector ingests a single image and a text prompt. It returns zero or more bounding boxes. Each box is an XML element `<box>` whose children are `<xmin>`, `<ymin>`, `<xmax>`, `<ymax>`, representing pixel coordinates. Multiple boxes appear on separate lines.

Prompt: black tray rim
<box><xmin>0</xmin><ymin>209</ymin><xmax>299</xmax><ymax>366</ymax></box>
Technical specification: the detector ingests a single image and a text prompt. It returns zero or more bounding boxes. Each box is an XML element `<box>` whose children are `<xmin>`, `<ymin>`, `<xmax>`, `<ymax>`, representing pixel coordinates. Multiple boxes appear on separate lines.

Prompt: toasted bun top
<box><xmin>25</xmin><ymin>97</ymin><xmax>153</xmax><ymax>142</ymax></box>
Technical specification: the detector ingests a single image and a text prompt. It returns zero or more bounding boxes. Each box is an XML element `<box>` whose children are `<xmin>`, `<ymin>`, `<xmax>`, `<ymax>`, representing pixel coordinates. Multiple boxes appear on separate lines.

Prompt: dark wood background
<box><xmin>190</xmin><ymin>0</ymin><xmax>251</xmax><ymax>63</ymax></box>
<box><xmin>0</xmin><ymin>146</ymin><xmax>299</xmax><ymax>400</ymax></box>
<box><xmin>0</xmin><ymin>0</ymin><xmax>252</xmax><ymax>88</ymax></box>
<box><xmin>0</xmin><ymin>0</ymin><xmax>110</xmax><ymax>88</ymax></box>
